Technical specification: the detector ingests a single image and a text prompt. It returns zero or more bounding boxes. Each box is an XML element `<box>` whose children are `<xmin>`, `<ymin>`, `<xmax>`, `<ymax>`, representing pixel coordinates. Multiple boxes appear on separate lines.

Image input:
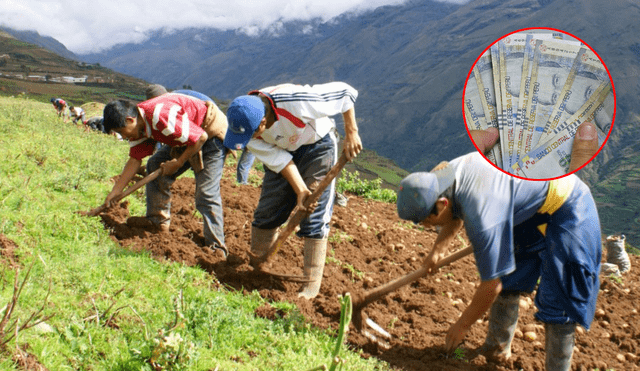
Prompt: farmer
<box><xmin>101</xmin><ymin>92</ymin><xmax>229</xmax><ymax>258</ymax></box>
<box><xmin>69</xmin><ymin>105</ymin><xmax>86</xmax><ymax>125</ymax></box>
<box><xmin>50</xmin><ymin>97</ymin><xmax>68</xmax><ymax>120</ymax></box>
<box><xmin>396</xmin><ymin>123</ymin><xmax>602</xmax><ymax>371</ymax></box>
<box><xmin>145</xmin><ymin>83</ymin><xmax>217</xmax><ymax>153</ymax></box>
<box><xmin>223</xmin><ymin>82</ymin><xmax>362</xmax><ymax>299</ymax></box>
<box><xmin>85</xmin><ymin>116</ymin><xmax>105</xmax><ymax>133</ymax></box>
<box><xmin>146</xmin><ymin>84</ymin><xmax>257</xmax><ymax>185</ymax></box>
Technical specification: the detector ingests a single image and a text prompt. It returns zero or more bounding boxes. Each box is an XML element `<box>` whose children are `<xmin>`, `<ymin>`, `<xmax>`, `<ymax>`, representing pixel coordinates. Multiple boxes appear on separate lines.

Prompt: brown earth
<box><xmin>98</xmin><ymin>164</ymin><xmax>640</xmax><ymax>371</ymax></box>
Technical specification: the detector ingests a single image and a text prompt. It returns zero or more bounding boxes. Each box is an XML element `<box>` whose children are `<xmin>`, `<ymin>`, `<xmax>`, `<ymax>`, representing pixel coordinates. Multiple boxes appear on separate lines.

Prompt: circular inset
<box><xmin>463</xmin><ymin>28</ymin><xmax>616</xmax><ymax>180</ymax></box>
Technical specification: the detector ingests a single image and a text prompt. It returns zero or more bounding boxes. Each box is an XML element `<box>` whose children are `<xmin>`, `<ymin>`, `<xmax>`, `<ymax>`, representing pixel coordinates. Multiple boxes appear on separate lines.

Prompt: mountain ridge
<box><xmin>0</xmin><ymin>26</ymin><xmax>78</xmax><ymax>61</ymax></box>
<box><xmin>3</xmin><ymin>0</ymin><xmax>640</xmax><ymax>245</ymax></box>
<box><xmin>76</xmin><ymin>0</ymin><xmax>639</xmax><ymax>175</ymax></box>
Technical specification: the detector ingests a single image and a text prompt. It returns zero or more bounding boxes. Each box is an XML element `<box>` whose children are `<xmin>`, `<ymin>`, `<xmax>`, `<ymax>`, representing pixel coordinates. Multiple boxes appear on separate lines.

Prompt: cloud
<box><xmin>0</xmin><ymin>0</ymin><xmax>469</xmax><ymax>53</ymax></box>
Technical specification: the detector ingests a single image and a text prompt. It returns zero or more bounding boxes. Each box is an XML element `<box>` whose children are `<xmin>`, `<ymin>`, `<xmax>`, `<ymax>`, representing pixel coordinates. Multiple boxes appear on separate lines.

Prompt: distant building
<box><xmin>62</xmin><ymin>76</ymin><xmax>87</xmax><ymax>83</ymax></box>
<box><xmin>27</xmin><ymin>75</ymin><xmax>46</xmax><ymax>82</ymax></box>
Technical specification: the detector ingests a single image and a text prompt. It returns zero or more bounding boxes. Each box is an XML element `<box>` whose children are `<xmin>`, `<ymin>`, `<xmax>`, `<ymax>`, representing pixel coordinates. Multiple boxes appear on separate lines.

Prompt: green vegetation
<box><xmin>326</xmin><ymin>249</ymin><xmax>365</xmax><ymax>282</ymax></box>
<box><xmin>588</xmin><ymin>117</ymin><xmax>640</xmax><ymax>252</ymax></box>
<box><xmin>327</xmin><ymin>230</ymin><xmax>354</xmax><ymax>244</ymax></box>
<box><xmin>0</xmin><ymin>96</ymin><xmax>390</xmax><ymax>370</ymax></box>
<box><xmin>0</xmin><ymin>33</ymin><xmax>149</xmax><ymax>107</ymax></box>
<box><xmin>347</xmin><ymin>149</ymin><xmax>408</xmax><ymax>189</ymax></box>
<box><xmin>337</xmin><ymin>170</ymin><xmax>397</xmax><ymax>203</ymax></box>
<box><xmin>451</xmin><ymin>347</ymin><xmax>466</xmax><ymax>361</ymax></box>
<box><xmin>608</xmin><ymin>274</ymin><xmax>623</xmax><ymax>285</ymax></box>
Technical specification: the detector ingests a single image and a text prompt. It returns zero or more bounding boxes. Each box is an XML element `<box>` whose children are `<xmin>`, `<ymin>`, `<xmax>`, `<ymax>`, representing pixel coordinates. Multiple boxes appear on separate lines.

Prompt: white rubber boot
<box><xmin>298</xmin><ymin>238</ymin><xmax>328</xmax><ymax>300</ymax></box>
<box><xmin>250</xmin><ymin>226</ymin><xmax>278</xmax><ymax>267</ymax></box>
<box><xmin>545</xmin><ymin>322</ymin><xmax>576</xmax><ymax>371</ymax></box>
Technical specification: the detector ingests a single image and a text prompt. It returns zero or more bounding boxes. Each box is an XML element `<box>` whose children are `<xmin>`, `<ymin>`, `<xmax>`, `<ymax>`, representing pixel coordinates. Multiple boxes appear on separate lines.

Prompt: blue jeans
<box><xmin>501</xmin><ymin>180</ymin><xmax>601</xmax><ymax>329</ymax></box>
<box><xmin>252</xmin><ymin>133</ymin><xmax>337</xmax><ymax>239</ymax></box>
<box><xmin>236</xmin><ymin>148</ymin><xmax>255</xmax><ymax>184</ymax></box>
<box><xmin>146</xmin><ymin>138</ymin><xmax>227</xmax><ymax>247</ymax></box>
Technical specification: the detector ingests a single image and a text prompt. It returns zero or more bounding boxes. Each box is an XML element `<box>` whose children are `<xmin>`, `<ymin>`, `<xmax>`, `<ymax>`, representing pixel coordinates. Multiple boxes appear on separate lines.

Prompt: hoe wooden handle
<box><xmin>252</xmin><ymin>153</ymin><xmax>349</xmax><ymax>268</ymax></box>
<box><xmin>354</xmin><ymin>246</ymin><xmax>473</xmax><ymax>309</ymax></box>
<box><xmin>83</xmin><ymin>168</ymin><xmax>163</xmax><ymax>217</ymax></box>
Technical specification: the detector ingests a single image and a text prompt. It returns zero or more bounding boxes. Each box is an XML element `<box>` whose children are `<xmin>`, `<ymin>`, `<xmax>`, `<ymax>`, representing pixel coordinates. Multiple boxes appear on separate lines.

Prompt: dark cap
<box><xmin>145</xmin><ymin>84</ymin><xmax>168</xmax><ymax>99</ymax></box>
<box><xmin>397</xmin><ymin>164</ymin><xmax>455</xmax><ymax>223</ymax></box>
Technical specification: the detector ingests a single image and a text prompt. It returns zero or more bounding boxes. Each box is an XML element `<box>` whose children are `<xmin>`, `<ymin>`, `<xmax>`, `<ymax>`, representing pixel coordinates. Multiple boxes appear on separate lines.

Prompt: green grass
<box><xmin>0</xmin><ymin>96</ymin><xmax>390</xmax><ymax>370</ymax></box>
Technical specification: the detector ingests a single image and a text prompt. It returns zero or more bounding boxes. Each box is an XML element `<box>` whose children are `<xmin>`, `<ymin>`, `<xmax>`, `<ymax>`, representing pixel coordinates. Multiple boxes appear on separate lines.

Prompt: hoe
<box><xmin>78</xmin><ymin>168</ymin><xmax>163</xmax><ymax>217</ymax></box>
<box><xmin>250</xmin><ymin>153</ymin><xmax>349</xmax><ymax>282</ymax></box>
<box><xmin>351</xmin><ymin>246</ymin><xmax>473</xmax><ymax>347</ymax></box>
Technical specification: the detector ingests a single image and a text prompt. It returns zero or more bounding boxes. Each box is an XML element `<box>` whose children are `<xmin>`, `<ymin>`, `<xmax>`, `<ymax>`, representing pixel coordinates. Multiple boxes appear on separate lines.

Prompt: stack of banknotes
<box><xmin>464</xmin><ymin>31</ymin><xmax>614</xmax><ymax>179</ymax></box>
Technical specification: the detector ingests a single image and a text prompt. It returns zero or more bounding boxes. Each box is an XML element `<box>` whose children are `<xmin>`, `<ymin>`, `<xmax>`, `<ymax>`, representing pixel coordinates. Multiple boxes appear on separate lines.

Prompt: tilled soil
<box><xmin>99</xmin><ymin>165</ymin><xmax>640</xmax><ymax>371</ymax></box>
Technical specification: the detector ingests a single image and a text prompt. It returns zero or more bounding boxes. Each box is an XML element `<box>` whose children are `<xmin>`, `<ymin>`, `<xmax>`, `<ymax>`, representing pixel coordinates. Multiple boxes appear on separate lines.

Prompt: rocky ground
<box><xmin>97</xmin><ymin>163</ymin><xmax>640</xmax><ymax>371</ymax></box>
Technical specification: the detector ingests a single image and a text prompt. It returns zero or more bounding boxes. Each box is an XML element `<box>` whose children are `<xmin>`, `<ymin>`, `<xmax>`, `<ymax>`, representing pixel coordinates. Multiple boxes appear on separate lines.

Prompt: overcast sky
<box><xmin>0</xmin><ymin>0</ymin><xmax>470</xmax><ymax>54</ymax></box>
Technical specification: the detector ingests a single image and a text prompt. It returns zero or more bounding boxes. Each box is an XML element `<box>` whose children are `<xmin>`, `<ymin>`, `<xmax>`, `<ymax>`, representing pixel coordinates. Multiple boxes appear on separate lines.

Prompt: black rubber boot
<box><xmin>479</xmin><ymin>292</ymin><xmax>520</xmax><ymax>360</ymax></box>
<box><xmin>545</xmin><ymin>322</ymin><xmax>576</xmax><ymax>371</ymax></box>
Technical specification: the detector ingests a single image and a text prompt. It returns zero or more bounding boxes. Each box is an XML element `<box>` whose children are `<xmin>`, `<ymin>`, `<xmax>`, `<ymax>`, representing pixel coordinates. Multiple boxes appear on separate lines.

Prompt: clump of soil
<box><xmin>99</xmin><ymin>165</ymin><xmax>640</xmax><ymax>371</ymax></box>
<box><xmin>0</xmin><ymin>233</ymin><xmax>21</xmax><ymax>268</ymax></box>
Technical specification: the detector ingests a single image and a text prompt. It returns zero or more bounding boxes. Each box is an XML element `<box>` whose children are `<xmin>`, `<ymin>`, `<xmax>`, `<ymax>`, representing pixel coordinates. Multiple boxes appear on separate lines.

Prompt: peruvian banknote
<box><xmin>517</xmin><ymin>81</ymin><xmax>613</xmax><ymax>178</ymax></box>
<box><xmin>490</xmin><ymin>43</ymin><xmax>506</xmax><ymax>169</ymax></box>
<box><xmin>522</xmin><ymin>38</ymin><xmax>582</xmax><ymax>155</ymax></box>
<box><xmin>518</xmin><ymin>32</ymin><xmax>569</xmax><ymax>160</ymax></box>
<box><xmin>500</xmin><ymin>33</ymin><xmax>527</xmax><ymax>169</ymax></box>
<box><xmin>498</xmin><ymin>41</ymin><xmax>517</xmax><ymax>172</ymax></box>
<box><xmin>465</xmin><ymin>56</ymin><xmax>502</xmax><ymax>166</ymax></box>
<box><xmin>464</xmin><ymin>98</ymin><xmax>497</xmax><ymax>165</ymax></box>
<box><xmin>538</xmin><ymin>47</ymin><xmax>612</xmax><ymax>144</ymax></box>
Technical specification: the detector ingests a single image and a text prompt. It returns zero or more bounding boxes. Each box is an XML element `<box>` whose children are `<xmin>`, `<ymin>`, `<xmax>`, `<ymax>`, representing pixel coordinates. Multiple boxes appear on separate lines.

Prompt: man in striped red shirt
<box><xmin>102</xmin><ymin>92</ymin><xmax>229</xmax><ymax>257</ymax></box>
<box><xmin>224</xmin><ymin>82</ymin><xmax>362</xmax><ymax>299</ymax></box>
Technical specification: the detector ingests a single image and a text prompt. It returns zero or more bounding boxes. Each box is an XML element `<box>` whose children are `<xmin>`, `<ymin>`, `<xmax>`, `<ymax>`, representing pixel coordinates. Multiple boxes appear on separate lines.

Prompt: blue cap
<box><xmin>397</xmin><ymin>165</ymin><xmax>455</xmax><ymax>223</ymax></box>
<box><xmin>224</xmin><ymin>95</ymin><xmax>265</xmax><ymax>150</ymax></box>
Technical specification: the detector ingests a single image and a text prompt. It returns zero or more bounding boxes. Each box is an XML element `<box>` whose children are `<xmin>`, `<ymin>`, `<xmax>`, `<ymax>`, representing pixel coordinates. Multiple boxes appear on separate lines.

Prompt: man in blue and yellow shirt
<box><xmin>397</xmin><ymin>150</ymin><xmax>602</xmax><ymax>371</ymax></box>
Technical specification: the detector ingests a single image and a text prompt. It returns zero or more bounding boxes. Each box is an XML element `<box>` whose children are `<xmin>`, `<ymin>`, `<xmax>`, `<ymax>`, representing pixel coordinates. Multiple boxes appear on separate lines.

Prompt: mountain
<box><xmin>4</xmin><ymin>0</ymin><xmax>640</xmax><ymax>245</ymax></box>
<box><xmin>0</xmin><ymin>32</ymin><xmax>149</xmax><ymax>105</ymax></box>
<box><xmin>79</xmin><ymin>0</ymin><xmax>640</xmax><ymax>176</ymax></box>
<box><xmin>0</xmin><ymin>31</ymin><xmax>408</xmax><ymax>191</ymax></box>
<box><xmin>1</xmin><ymin>27</ymin><xmax>78</xmax><ymax>61</ymax></box>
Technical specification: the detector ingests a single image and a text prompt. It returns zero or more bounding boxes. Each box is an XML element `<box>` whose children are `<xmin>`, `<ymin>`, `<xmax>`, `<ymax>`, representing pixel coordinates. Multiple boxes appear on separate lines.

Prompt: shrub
<box><xmin>337</xmin><ymin>170</ymin><xmax>396</xmax><ymax>203</ymax></box>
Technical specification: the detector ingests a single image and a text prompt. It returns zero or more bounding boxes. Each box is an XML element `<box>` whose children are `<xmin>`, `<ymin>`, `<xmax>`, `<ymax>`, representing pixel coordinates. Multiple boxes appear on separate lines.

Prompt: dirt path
<box><xmin>100</xmin><ymin>165</ymin><xmax>640</xmax><ymax>371</ymax></box>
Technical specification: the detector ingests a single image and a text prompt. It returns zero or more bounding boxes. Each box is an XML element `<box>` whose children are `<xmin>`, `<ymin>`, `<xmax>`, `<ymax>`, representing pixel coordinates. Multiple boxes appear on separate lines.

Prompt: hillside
<box><xmin>100</xmin><ymin>138</ymin><xmax>640</xmax><ymax>371</ymax></box>
<box><xmin>0</xmin><ymin>26</ymin><xmax>78</xmax><ymax>61</ymax></box>
<box><xmin>0</xmin><ymin>31</ymin><xmax>148</xmax><ymax>105</ymax></box>
<box><xmin>1</xmin><ymin>67</ymin><xmax>639</xmax><ymax>371</ymax></box>
<box><xmin>75</xmin><ymin>0</ymin><xmax>640</xmax><ymax>245</ymax></box>
<box><xmin>3</xmin><ymin>27</ymin><xmax>640</xmax><ymax>246</ymax></box>
<box><xmin>0</xmin><ymin>95</ymin><xmax>392</xmax><ymax>370</ymax></box>
<box><xmin>78</xmin><ymin>0</ymin><xmax>640</xmax><ymax>175</ymax></box>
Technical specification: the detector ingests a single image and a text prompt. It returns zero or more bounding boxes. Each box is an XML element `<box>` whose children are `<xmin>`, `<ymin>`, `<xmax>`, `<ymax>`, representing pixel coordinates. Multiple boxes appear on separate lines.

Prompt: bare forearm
<box><xmin>432</xmin><ymin>219</ymin><xmax>463</xmax><ymax>256</ymax></box>
<box><xmin>280</xmin><ymin>161</ymin><xmax>307</xmax><ymax>196</ymax></box>
<box><xmin>343</xmin><ymin>108</ymin><xmax>358</xmax><ymax>138</ymax></box>
<box><xmin>342</xmin><ymin>108</ymin><xmax>362</xmax><ymax>160</ymax></box>
<box><xmin>112</xmin><ymin>157</ymin><xmax>142</xmax><ymax>193</ymax></box>
<box><xmin>460</xmin><ymin>278</ymin><xmax>502</xmax><ymax>328</ymax></box>
<box><xmin>176</xmin><ymin>133</ymin><xmax>208</xmax><ymax>166</ymax></box>
<box><xmin>444</xmin><ymin>278</ymin><xmax>502</xmax><ymax>352</ymax></box>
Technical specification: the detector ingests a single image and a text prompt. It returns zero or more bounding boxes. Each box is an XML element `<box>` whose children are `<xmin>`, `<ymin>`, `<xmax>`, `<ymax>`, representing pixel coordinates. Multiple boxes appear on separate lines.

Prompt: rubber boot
<box><xmin>545</xmin><ymin>322</ymin><xmax>576</xmax><ymax>371</ymax></box>
<box><xmin>298</xmin><ymin>238</ymin><xmax>328</xmax><ymax>300</ymax></box>
<box><xmin>479</xmin><ymin>292</ymin><xmax>520</xmax><ymax>361</ymax></box>
<box><xmin>250</xmin><ymin>226</ymin><xmax>278</xmax><ymax>268</ymax></box>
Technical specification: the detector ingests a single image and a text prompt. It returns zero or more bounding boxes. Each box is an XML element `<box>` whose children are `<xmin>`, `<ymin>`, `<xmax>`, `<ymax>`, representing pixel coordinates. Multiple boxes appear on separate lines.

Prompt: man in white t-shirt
<box><xmin>223</xmin><ymin>82</ymin><xmax>362</xmax><ymax>299</ymax></box>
